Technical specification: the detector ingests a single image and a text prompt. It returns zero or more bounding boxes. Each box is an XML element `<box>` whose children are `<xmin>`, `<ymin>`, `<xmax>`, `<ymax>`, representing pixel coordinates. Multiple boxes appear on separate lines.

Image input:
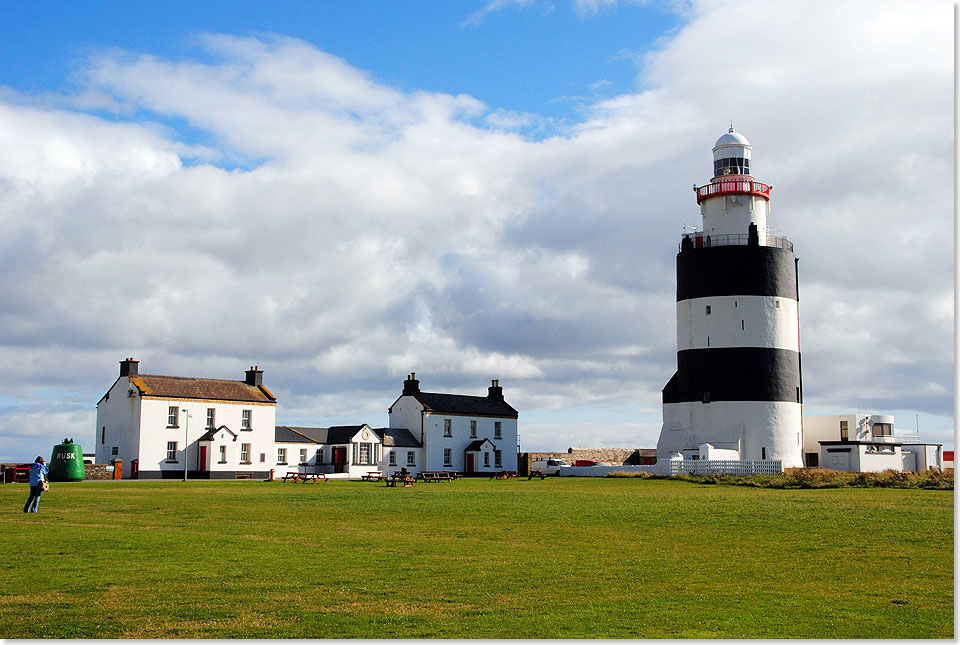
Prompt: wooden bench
<box><xmin>362</xmin><ymin>471</ymin><xmax>384</xmax><ymax>482</ymax></box>
<box><xmin>527</xmin><ymin>470</ymin><xmax>546</xmax><ymax>480</ymax></box>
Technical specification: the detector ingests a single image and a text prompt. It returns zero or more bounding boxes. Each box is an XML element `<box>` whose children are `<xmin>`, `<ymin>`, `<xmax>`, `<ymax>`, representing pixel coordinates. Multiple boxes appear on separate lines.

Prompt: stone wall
<box><xmin>84</xmin><ymin>463</ymin><xmax>120</xmax><ymax>480</ymax></box>
<box><xmin>519</xmin><ymin>447</ymin><xmax>657</xmax><ymax>474</ymax></box>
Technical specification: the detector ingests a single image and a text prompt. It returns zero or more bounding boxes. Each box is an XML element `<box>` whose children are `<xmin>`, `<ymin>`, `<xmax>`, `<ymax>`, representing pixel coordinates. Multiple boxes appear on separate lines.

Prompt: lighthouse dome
<box><xmin>713</xmin><ymin>129</ymin><xmax>750</xmax><ymax>149</ymax></box>
<box><xmin>712</xmin><ymin>127</ymin><xmax>752</xmax><ymax>177</ymax></box>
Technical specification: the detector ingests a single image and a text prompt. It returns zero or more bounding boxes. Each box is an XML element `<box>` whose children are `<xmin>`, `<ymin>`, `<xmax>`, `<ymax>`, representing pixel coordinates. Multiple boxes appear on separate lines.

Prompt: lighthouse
<box><xmin>657</xmin><ymin>127</ymin><xmax>803</xmax><ymax>468</ymax></box>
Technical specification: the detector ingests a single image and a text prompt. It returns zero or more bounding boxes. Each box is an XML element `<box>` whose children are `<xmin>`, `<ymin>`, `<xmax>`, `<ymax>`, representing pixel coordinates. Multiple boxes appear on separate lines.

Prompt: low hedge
<box><xmin>606</xmin><ymin>467</ymin><xmax>953</xmax><ymax>489</ymax></box>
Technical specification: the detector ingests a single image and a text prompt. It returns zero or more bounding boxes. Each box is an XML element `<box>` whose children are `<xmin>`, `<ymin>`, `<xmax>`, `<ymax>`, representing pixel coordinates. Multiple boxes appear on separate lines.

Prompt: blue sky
<box><xmin>0</xmin><ymin>0</ymin><xmax>953</xmax><ymax>461</ymax></box>
<box><xmin>1</xmin><ymin>1</ymin><xmax>679</xmax><ymax>129</ymax></box>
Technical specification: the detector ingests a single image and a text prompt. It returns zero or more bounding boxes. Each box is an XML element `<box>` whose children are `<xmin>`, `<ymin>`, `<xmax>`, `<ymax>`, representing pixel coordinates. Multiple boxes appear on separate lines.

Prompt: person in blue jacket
<box><xmin>23</xmin><ymin>456</ymin><xmax>49</xmax><ymax>513</ymax></box>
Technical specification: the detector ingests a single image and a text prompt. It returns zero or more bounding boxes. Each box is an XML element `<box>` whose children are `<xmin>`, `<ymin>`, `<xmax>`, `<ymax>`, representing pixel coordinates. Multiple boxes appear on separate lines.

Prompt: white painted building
<box><xmin>803</xmin><ymin>414</ymin><xmax>942</xmax><ymax>472</ymax></box>
<box><xmin>274</xmin><ymin>424</ymin><xmax>423</xmax><ymax>478</ymax></box>
<box><xmin>658</xmin><ymin>128</ymin><xmax>803</xmax><ymax>468</ymax></box>
<box><xmin>96</xmin><ymin>358</ymin><xmax>277</xmax><ymax>478</ymax></box>
<box><xmin>388</xmin><ymin>374</ymin><xmax>518</xmax><ymax>474</ymax></box>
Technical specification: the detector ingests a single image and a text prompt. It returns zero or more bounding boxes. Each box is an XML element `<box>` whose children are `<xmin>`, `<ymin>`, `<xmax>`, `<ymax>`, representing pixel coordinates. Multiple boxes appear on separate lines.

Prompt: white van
<box><xmin>530</xmin><ymin>458</ymin><xmax>571</xmax><ymax>475</ymax></box>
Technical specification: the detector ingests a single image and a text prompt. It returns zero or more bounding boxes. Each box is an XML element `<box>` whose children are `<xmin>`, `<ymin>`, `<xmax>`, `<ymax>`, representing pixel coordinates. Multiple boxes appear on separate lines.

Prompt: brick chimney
<box><xmin>402</xmin><ymin>372</ymin><xmax>420</xmax><ymax>396</ymax></box>
<box><xmin>119</xmin><ymin>357</ymin><xmax>139</xmax><ymax>377</ymax></box>
<box><xmin>488</xmin><ymin>379</ymin><xmax>503</xmax><ymax>401</ymax></box>
<box><xmin>245</xmin><ymin>365</ymin><xmax>263</xmax><ymax>387</ymax></box>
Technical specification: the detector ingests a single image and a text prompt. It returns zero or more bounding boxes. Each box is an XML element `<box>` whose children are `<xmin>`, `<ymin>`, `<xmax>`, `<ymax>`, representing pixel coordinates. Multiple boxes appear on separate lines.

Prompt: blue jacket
<box><xmin>29</xmin><ymin>462</ymin><xmax>48</xmax><ymax>487</ymax></box>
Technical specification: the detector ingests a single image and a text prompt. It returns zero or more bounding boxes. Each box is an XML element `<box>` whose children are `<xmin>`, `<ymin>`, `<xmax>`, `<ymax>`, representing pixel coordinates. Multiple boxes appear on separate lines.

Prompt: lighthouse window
<box><xmin>702</xmin><ymin>391</ymin><xmax>711</xmax><ymax>404</ymax></box>
<box><xmin>705</xmin><ymin>305</ymin><xmax>712</xmax><ymax>315</ymax></box>
<box><xmin>714</xmin><ymin>157</ymin><xmax>750</xmax><ymax>176</ymax></box>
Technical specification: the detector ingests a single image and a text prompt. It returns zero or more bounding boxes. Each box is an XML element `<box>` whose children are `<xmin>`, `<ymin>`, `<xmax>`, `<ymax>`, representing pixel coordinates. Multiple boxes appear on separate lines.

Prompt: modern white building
<box><xmin>96</xmin><ymin>358</ymin><xmax>277</xmax><ymax>478</ymax></box>
<box><xmin>803</xmin><ymin>414</ymin><xmax>942</xmax><ymax>472</ymax></box>
<box><xmin>658</xmin><ymin>128</ymin><xmax>804</xmax><ymax>468</ymax></box>
<box><xmin>388</xmin><ymin>373</ymin><xmax>518</xmax><ymax>474</ymax></box>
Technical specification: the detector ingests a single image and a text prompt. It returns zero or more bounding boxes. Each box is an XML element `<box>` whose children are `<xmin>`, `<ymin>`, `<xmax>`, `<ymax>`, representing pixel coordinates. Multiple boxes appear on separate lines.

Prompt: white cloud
<box><xmin>0</xmin><ymin>0</ymin><xmax>952</xmax><ymax>461</ymax></box>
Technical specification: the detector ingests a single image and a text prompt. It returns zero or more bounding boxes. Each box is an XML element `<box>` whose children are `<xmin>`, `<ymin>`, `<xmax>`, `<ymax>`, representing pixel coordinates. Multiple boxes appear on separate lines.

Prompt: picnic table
<box><xmin>416</xmin><ymin>471</ymin><xmax>455</xmax><ymax>482</ymax></box>
<box><xmin>386</xmin><ymin>473</ymin><xmax>415</xmax><ymax>487</ymax></box>
<box><xmin>490</xmin><ymin>470</ymin><xmax>519</xmax><ymax>480</ymax></box>
<box><xmin>527</xmin><ymin>470</ymin><xmax>546</xmax><ymax>480</ymax></box>
<box><xmin>361</xmin><ymin>471</ymin><xmax>384</xmax><ymax>482</ymax></box>
<box><xmin>282</xmin><ymin>472</ymin><xmax>328</xmax><ymax>483</ymax></box>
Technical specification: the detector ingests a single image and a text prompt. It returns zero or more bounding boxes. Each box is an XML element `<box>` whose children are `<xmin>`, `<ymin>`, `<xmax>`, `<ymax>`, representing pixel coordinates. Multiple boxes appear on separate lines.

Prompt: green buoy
<box><xmin>49</xmin><ymin>438</ymin><xmax>85</xmax><ymax>482</ymax></box>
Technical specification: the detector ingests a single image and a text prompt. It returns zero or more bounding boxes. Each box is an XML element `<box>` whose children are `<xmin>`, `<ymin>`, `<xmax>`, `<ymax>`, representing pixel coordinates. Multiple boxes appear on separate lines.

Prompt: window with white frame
<box><xmin>206</xmin><ymin>408</ymin><xmax>215</xmax><ymax>428</ymax></box>
<box><xmin>259</xmin><ymin>452</ymin><xmax>265</xmax><ymax>463</ymax></box>
<box><xmin>219</xmin><ymin>445</ymin><xmax>227</xmax><ymax>463</ymax></box>
<box><xmin>407</xmin><ymin>451</ymin><xmax>416</xmax><ymax>466</ymax></box>
<box><xmin>240</xmin><ymin>443</ymin><xmax>251</xmax><ymax>464</ymax></box>
<box><xmin>317</xmin><ymin>448</ymin><xmax>324</xmax><ymax>464</ymax></box>
<box><xmin>167</xmin><ymin>406</ymin><xmax>179</xmax><ymax>427</ymax></box>
<box><xmin>494</xmin><ymin>421</ymin><xmax>502</xmax><ymax>439</ymax></box>
<box><xmin>443</xmin><ymin>448</ymin><xmax>452</xmax><ymax>467</ymax></box>
<box><xmin>166</xmin><ymin>441</ymin><xmax>178</xmax><ymax>462</ymax></box>
<box><xmin>470</xmin><ymin>420</ymin><xmax>477</xmax><ymax>438</ymax></box>
<box><xmin>484</xmin><ymin>452</ymin><xmax>490</xmax><ymax>467</ymax></box>
<box><xmin>495</xmin><ymin>450</ymin><xmax>502</xmax><ymax>468</ymax></box>
<box><xmin>389</xmin><ymin>451</ymin><xmax>397</xmax><ymax>466</ymax></box>
<box><xmin>443</xmin><ymin>419</ymin><xmax>452</xmax><ymax>437</ymax></box>
<box><xmin>241</xmin><ymin>409</ymin><xmax>252</xmax><ymax>430</ymax></box>
<box><xmin>358</xmin><ymin>443</ymin><xmax>371</xmax><ymax>465</ymax></box>
<box><xmin>300</xmin><ymin>448</ymin><xmax>308</xmax><ymax>464</ymax></box>
<box><xmin>277</xmin><ymin>448</ymin><xmax>287</xmax><ymax>464</ymax></box>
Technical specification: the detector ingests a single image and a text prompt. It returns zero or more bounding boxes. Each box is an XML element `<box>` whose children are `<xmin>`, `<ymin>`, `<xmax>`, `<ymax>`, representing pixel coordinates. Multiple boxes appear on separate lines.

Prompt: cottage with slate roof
<box><xmin>274</xmin><ymin>424</ymin><xmax>423</xmax><ymax>478</ymax></box>
<box><xmin>388</xmin><ymin>373</ymin><xmax>518</xmax><ymax>474</ymax></box>
<box><xmin>96</xmin><ymin>358</ymin><xmax>276</xmax><ymax>479</ymax></box>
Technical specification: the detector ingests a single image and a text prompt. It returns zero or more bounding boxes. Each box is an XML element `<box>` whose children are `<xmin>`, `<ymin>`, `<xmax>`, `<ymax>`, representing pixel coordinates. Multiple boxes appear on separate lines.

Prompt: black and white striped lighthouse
<box><xmin>657</xmin><ymin>127</ymin><xmax>803</xmax><ymax>468</ymax></box>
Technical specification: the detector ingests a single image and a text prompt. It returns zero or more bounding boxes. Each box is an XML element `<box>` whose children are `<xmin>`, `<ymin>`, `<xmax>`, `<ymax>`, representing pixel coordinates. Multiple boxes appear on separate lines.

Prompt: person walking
<box><xmin>23</xmin><ymin>456</ymin><xmax>49</xmax><ymax>513</ymax></box>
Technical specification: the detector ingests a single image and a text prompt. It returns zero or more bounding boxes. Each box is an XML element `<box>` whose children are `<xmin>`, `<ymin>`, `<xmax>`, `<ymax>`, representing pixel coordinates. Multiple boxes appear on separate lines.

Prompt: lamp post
<box><xmin>182</xmin><ymin>409</ymin><xmax>192</xmax><ymax>482</ymax></box>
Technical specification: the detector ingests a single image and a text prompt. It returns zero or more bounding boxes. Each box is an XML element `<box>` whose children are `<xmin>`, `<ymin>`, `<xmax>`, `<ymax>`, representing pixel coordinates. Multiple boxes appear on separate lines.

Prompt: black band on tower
<box><xmin>662</xmin><ymin>347</ymin><xmax>802</xmax><ymax>404</ymax></box>
<box><xmin>677</xmin><ymin>245</ymin><xmax>798</xmax><ymax>301</ymax></box>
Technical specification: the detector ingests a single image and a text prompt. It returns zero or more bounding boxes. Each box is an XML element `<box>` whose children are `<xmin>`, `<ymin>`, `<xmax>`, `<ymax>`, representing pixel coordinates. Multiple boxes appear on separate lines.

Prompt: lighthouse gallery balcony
<box><xmin>681</xmin><ymin>232</ymin><xmax>793</xmax><ymax>252</ymax></box>
<box><xmin>694</xmin><ymin>178</ymin><xmax>771</xmax><ymax>204</ymax></box>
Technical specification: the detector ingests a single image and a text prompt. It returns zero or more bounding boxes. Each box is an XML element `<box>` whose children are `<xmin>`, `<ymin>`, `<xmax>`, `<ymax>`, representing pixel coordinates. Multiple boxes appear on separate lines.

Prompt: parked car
<box><xmin>573</xmin><ymin>459</ymin><xmax>600</xmax><ymax>467</ymax></box>
<box><xmin>530</xmin><ymin>458</ymin><xmax>571</xmax><ymax>475</ymax></box>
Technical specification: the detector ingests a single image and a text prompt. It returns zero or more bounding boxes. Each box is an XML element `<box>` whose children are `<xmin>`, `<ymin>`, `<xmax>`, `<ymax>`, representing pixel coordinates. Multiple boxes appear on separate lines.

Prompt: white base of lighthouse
<box><xmin>658</xmin><ymin>400</ymin><xmax>803</xmax><ymax>468</ymax></box>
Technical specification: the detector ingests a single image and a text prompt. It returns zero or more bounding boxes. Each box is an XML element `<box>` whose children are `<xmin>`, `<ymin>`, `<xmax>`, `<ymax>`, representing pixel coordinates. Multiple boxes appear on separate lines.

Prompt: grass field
<box><xmin>0</xmin><ymin>477</ymin><xmax>953</xmax><ymax>639</ymax></box>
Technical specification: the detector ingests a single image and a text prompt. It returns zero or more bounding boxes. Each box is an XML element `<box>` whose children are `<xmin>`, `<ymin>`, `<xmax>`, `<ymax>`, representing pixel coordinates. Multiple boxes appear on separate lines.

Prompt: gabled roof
<box><xmin>275</xmin><ymin>426</ymin><xmax>328</xmax><ymax>444</ymax></box>
<box><xmin>373</xmin><ymin>428</ymin><xmax>422</xmax><ymax>448</ymax></box>
<box><xmin>198</xmin><ymin>425</ymin><xmax>238</xmax><ymax>442</ymax></box>
<box><xmin>326</xmin><ymin>425</ymin><xmax>368</xmax><ymax>444</ymax></box>
<box><xmin>464</xmin><ymin>438</ymin><xmax>496</xmax><ymax>451</ymax></box>
<box><xmin>128</xmin><ymin>374</ymin><xmax>276</xmax><ymax>404</ymax></box>
<box><xmin>400</xmin><ymin>392</ymin><xmax>518</xmax><ymax>418</ymax></box>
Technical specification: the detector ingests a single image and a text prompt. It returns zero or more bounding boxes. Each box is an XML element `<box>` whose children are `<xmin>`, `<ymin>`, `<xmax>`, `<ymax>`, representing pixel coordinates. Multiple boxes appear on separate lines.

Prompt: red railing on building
<box><xmin>695</xmin><ymin>179</ymin><xmax>771</xmax><ymax>204</ymax></box>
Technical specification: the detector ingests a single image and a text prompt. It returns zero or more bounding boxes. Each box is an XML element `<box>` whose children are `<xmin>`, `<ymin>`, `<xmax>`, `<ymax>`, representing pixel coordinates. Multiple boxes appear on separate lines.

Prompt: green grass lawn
<box><xmin>0</xmin><ymin>477</ymin><xmax>953</xmax><ymax>638</ymax></box>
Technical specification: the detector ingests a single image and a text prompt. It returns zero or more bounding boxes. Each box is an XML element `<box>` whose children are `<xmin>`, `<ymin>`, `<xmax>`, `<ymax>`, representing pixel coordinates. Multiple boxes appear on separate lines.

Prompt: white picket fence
<box><xmin>561</xmin><ymin>459</ymin><xmax>783</xmax><ymax>478</ymax></box>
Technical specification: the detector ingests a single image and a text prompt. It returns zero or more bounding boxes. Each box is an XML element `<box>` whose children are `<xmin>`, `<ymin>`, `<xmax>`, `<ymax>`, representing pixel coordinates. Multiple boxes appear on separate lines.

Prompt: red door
<box><xmin>333</xmin><ymin>447</ymin><xmax>347</xmax><ymax>474</ymax></box>
<box><xmin>466</xmin><ymin>453</ymin><xmax>475</xmax><ymax>474</ymax></box>
<box><xmin>199</xmin><ymin>446</ymin><xmax>207</xmax><ymax>473</ymax></box>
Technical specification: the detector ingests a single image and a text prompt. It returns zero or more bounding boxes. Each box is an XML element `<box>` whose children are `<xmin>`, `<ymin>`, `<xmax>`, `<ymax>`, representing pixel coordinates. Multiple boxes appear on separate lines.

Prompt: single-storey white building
<box><xmin>274</xmin><ymin>424</ymin><xmax>423</xmax><ymax>478</ymax></box>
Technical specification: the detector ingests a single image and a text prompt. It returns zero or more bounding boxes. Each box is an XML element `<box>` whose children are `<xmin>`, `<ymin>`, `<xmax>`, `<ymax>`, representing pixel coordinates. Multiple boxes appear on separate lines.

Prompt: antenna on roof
<box><xmin>729</xmin><ymin>120</ymin><xmax>735</xmax><ymax>133</ymax></box>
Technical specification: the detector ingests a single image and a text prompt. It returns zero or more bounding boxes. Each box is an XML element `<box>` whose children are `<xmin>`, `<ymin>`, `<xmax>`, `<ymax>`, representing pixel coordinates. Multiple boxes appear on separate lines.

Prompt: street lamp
<box><xmin>182</xmin><ymin>409</ymin><xmax>192</xmax><ymax>482</ymax></box>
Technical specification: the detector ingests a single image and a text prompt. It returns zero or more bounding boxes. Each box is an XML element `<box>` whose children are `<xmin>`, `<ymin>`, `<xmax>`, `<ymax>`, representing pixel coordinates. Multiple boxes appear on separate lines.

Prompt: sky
<box><xmin>0</xmin><ymin>0</ymin><xmax>953</xmax><ymax>461</ymax></box>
